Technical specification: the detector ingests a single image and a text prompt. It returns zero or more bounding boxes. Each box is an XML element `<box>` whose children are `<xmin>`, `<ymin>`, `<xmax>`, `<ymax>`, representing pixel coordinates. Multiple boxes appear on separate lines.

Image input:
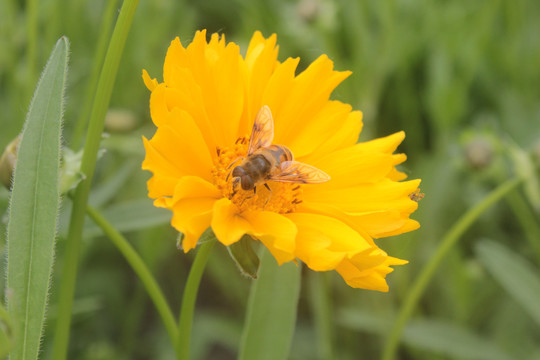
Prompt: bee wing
<box><xmin>270</xmin><ymin>161</ymin><xmax>331</xmax><ymax>184</ymax></box>
<box><xmin>247</xmin><ymin>105</ymin><xmax>274</xmax><ymax>156</ymax></box>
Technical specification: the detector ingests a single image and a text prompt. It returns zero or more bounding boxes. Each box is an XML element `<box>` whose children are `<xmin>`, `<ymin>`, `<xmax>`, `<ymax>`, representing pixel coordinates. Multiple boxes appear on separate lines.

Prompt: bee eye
<box><xmin>232</xmin><ymin>166</ymin><xmax>244</xmax><ymax>177</ymax></box>
<box><xmin>241</xmin><ymin>176</ymin><xmax>254</xmax><ymax>191</ymax></box>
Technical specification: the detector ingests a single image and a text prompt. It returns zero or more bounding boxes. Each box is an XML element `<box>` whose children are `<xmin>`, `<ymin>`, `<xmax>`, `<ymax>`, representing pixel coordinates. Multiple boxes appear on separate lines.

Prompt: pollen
<box><xmin>211</xmin><ymin>136</ymin><xmax>303</xmax><ymax>214</ymax></box>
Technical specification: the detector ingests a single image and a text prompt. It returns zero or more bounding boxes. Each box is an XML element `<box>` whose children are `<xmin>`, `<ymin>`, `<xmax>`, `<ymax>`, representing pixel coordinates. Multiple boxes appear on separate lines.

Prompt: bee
<box><xmin>228</xmin><ymin>105</ymin><xmax>330</xmax><ymax>198</ymax></box>
<box><xmin>409</xmin><ymin>189</ymin><xmax>424</xmax><ymax>202</ymax></box>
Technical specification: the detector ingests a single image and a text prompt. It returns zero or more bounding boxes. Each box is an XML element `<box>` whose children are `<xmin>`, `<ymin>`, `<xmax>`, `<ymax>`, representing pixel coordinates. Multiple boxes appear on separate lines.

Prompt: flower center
<box><xmin>211</xmin><ymin>136</ymin><xmax>303</xmax><ymax>213</ymax></box>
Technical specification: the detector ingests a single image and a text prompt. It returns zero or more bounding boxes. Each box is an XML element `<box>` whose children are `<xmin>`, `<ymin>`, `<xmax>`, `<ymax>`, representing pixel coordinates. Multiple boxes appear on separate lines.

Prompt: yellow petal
<box><xmin>211</xmin><ymin>199</ymin><xmax>298</xmax><ymax>263</ymax></box>
<box><xmin>146</xmin><ymin>174</ymin><xmax>178</xmax><ymax>201</ymax></box>
<box><xmin>142</xmin><ymin>108</ymin><xmax>214</xmax><ymax>182</ymax></box>
<box><xmin>286</xmin><ymin>213</ymin><xmax>371</xmax><ymax>271</ymax></box>
<box><xmin>206</xmin><ymin>42</ymin><xmax>245</xmax><ymax>147</ymax></box>
<box><xmin>242</xmin><ymin>210</ymin><xmax>298</xmax><ymax>264</ymax></box>
<box><xmin>286</xmin><ymin>101</ymin><xmax>356</xmax><ymax>159</ymax></box>
<box><xmin>240</xmin><ymin>32</ymin><xmax>279</xmax><ymax>136</ymax></box>
<box><xmin>211</xmin><ymin>198</ymin><xmax>252</xmax><ymax>246</ymax></box>
<box><xmin>142</xmin><ymin>69</ymin><xmax>158</xmax><ymax>91</ymax></box>
<box><xmin>148</xmin><ymin>83</ymin><xmax>169</xmax><ymax>127</ymax></box>
<box><xmin>336</xmin><ymin>252</ymin><xmax>408</xmax><ymax>291</ymax></box>
<box><xmin>375</xmin><ymin>219</ymin><xmax>420</xmax><ymax>238</ymax></box>
<box><xmin>163</xmin><ymin>37</ymin><xmax>188</xmax><ymax>87</ymax></box>
<box><xmin>261</xmin><ymin>57</ymin><xmax>300</xmax><ymax>122</ymax></box>
<box><xmin>166</xmin><ymin>176</ymin><xmax>222</xmax><ymax>252</ymax></box>
<box><xmin>306</xmin><ymin>110</ymin><xmax>363</xmax><ymax>161</ymax></box>
<box><xmin>356</xmin><ymin>131</ymin><xmax>405</xmax><ymax>154</ymax></box>
<box><xmin>271</xmin><ymin>55</ymin><xmax>351</xmax><ymax>145</ymax></box>
<box><xmin>161</xmin><ymin>70</ymin><xmax>218</xmax><ymax>153</ymax></box>
<box><xmin>308</xmin><ymin>147</ymin><xmax>396</xmax><ymax>188</ymax></box>
<box><xmin>304</xmin><ymin>178</ymin><xmax>421</xmax><ymax>214</ymax></box>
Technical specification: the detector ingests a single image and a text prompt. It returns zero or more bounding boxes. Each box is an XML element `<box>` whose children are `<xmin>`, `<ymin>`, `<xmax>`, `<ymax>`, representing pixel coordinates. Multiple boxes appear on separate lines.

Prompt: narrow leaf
<box><xmin>338</xmin><ymin>309</ymin><xmax>513</xmax><ymax>360</ymax></box>
<box><xmin>239</xmin><ymin>247</ymin><xmax>301</xmax><ymax>360</ymax></box>
<box><xmin>6</xmin><ymin>37</ymin><xmax>69</xmax><ymax>360</ymax></box>
<box><xmin>476</xmin><ymin>239</ymin><xmax>540</xmax><ymax>328</ymax></box>
<box><xmin>403</xmin><ymin>320</ymin><xmax>513</xmax><ymax>360</ymax></box>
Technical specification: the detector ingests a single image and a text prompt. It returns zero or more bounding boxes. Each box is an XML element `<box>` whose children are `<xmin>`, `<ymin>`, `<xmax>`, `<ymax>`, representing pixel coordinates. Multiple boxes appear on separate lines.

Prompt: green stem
<box><xmin>308</xmin><ymin>272</ymin><xmax>334</xmax><ymax>360</ymax></box>
<box><xmin>177</xmin><ymin>240</ymin><xmax>216</xmax><ymax>360</ymax></box>
<box><xmin>26</xmin><ymin>0</ymin><xmax>38</xmax><ymax>102</ymax></box>
<box><xmin>85</xmin><ymin>205</ymin><xmax>179</xmax><ymax>350</ymax></box>
<box><xmin>70</xmin><ymin>0</ymin><xmax>119</xmax><ymax>149</ymax></box>
<box><xmin>505</xmin><ymin>189</ymin><xmax>540</xmax><ymax>264</ymax></box>
<box><xmin>381</xmin><ymin>176</ymin><xmax>524</xmax><ymax>360</ymax></box>
<box><xmin>52</xmin><ymin>1</ymin><xmax>139</xmax><ymax>359</ymax></box>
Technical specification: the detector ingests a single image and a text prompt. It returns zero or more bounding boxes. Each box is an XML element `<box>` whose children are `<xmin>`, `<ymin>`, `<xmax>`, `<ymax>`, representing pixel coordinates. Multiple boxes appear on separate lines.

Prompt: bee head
<box><xmin>232</xmin><ymin>166</ymin><xmax>254</xmax><ymax>191</ymax></box>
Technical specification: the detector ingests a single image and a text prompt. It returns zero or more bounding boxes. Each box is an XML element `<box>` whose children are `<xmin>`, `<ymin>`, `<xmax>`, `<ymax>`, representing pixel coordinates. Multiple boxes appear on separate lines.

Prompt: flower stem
<box><xmin>85</xmin><ymin>205</ymin><xmax>179</xmax><ymax>352</ymax></box>
<box><xmin>381</xmin><ymin>176</ymin><xmax>524</xmax><ymax>360</ymax></box>
<box><xmin>177</xmin><ymin>240</ymin><xmax>216</xmax><ymax>360</ymax></box>
<box><xmin>308</xmin><ymin>272</ymin><xmax>334</xmax><ymax>360</ymax></box>
<box><xmin>51</xmin><ymin>1</ymin><xmax>139</xmax><ymax>359</ymax></box>
<box><xmin>70</xmin><ymin>0</ymin><xmax>119</xmax><ymax>149</ymax></box>
<box><xmin>505</xmin><ymin>189</ymin><xmax>540</xmax><ymax>264</ymax></box>
<box><xmin>25</xmin><ymin>0</ymin><xmax>38</xmax><ymax>102</ymax></box>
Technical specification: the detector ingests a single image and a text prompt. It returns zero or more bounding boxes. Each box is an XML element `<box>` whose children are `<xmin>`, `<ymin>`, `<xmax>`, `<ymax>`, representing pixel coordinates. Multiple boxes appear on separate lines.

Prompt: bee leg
<box><xmin>226</xmin><ymin>157</ymin><xmax>244</xmax><ymax>182</ymax></box>
<box><xmin>238</xmin><ymin>188</ymin><xmax>256</xmax><ymax>207</ymax></box>
<box><xmin>263</xmin><ymin>183</ymin><xmax>272</xmax><ymax>208</ymax></box>
<box><xmin>230</xmin><ymin>177</ymin><xmax>241</xmax><ymax>199</ymax></box>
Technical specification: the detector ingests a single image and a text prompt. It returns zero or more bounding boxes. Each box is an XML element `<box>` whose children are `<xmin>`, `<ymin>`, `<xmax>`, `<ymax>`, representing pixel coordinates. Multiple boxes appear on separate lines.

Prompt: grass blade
<box><xmin>5</xmin><ymin>37</ymin><xmax>69</xmax><ymax>360</ymax></box>
<box><xmin>339</xmin><ymin>309</ymin><xmax>513</xmax><ymax>360</ymax></box>
<box><xmin>476</xmin><ymin>239</ymin><xmax>540</xmax><ymax>328</ymax></box>
<box><xmin>239</xmin><ymin>247</ymin><xmax>301</xmax><ymax>360</ymax></box>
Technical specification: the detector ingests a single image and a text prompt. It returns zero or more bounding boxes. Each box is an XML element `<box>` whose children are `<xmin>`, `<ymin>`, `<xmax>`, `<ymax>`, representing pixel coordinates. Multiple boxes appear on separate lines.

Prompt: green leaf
<box><xmin>239</xmin><ymin>247</ymin><xmax>301</xmax><ymax>360</ymax></box>
<box><xmin>0</xmin><ymin>303</ymin><xmax>14</xmax><ymax>359</ymax></box>
<box><xmin>403</xmin><ymin>320</ymin><xmax>513</xmax><ymax>360</ymax></box>
<box><xmin>83</xmin><ymin>198</ymin><xmax>170</xmax><ymax>237</ymax></box>
<box><xmin>227</xmin><ymin>235</ymin><xmax>260</xmax><ymax>279</ymax></box>
<box><xmin>475</xmin><ymin>239</ymin><xmax>540</xmax><ymax>328</ymax></box>
<box><xmin>5</xmin><ymin>37</ymin><xmax>69</xmax><ymax>360</ymax></box>
<box><xmin>338</xmin><ymin>309</ymin><xmax>513</xmax><ymax>360</ymax></box>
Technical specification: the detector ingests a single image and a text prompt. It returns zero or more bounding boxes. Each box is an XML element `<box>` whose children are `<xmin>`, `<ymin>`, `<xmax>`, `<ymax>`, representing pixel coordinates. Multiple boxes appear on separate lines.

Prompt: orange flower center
<box><xmin>211</xmin><ymin>136</ymin><xmax>303</xmax><ymax>214</ymax></box>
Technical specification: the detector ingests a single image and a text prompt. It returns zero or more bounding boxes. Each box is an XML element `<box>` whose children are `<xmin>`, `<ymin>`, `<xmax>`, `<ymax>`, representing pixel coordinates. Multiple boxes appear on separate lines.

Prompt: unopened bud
<box><xmin>60</xmin><ymin>148</ymin><xmax>85</xmax><ymax>194</ymax></box>
<box><xmin>227</xmin><ymin>235</ymin><xmax>260</xmax><ymax>279</ymax></box>
<box><xmin>297</xmin><ymin>0</ymin><xmax>319</xmax><ymax>22</ymax></box>
<box><xmin>0</xmin><ymin>137</ymin><xmax>20</xmax><ymax>190</ymax></box>
<box><xmin>465</xmin><ymin>137</ymin><xmax>494</xmax><ymax>169</ymax></box>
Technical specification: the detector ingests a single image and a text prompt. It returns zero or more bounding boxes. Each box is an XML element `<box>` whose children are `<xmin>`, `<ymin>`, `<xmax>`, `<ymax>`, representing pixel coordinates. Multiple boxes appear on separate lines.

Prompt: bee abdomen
<box><xmin>266</xmin><ymin>144</ymin><xmax>293</xmax><ymax>162</ymax></box>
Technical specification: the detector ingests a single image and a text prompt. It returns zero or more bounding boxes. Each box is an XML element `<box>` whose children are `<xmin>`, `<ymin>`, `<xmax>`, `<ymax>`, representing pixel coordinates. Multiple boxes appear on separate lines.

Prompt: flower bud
<box><xmin>59</xmin><ymin>148</ymin><xmax>85</xmax><ymax>194</ymax></box>
<box><xmin>227</xmin><ymin>235</ymin><xmax>260</xmax><ymax>279</ymax></box>
<box><xmin>0</xmin><ymin>136</ymin><xmax>20</xmax><ymax>190</ymax></box>
<box><xmin>465</xmin><ymin>137</ymin><xmax>494</xmax><ymax>170</ymax></box>
<box><xmin>297</xmin><ymin>0</ymin><xmax>319</xmax><ymax>22</ymax></box>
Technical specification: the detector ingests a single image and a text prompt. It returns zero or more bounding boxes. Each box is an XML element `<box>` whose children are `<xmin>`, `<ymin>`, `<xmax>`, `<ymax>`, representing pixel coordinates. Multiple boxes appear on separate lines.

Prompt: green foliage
<box><xmin>476</xmin><ymin>240</ymin><xmax>540</xmax><ymax>328</ymax></box>
<box><xmin>5</xmin><ymin>37</ymin><xmax>68</xmax><ymax>360</ymax></box>
<box><xmin>239</xmin><ymin>248</ymin><xmax>301</xmax><ymax>360</ymax></box>
<box><xmin>339</xmin><ymin>309</ymin><xmax>513</xmax><ymax>360</ymax></box>
<box><xmin>1</xmin><ymin>0</ymin><xmax>540</xmax><ymax>359</ymax></box>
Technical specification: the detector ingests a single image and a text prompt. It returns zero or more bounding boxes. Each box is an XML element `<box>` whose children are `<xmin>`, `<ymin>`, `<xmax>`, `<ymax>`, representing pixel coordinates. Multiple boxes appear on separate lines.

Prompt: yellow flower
<box><xmin>142</xmin><ymin>30</ymin><xmax>421</xmax><ymax>291</ymax></box>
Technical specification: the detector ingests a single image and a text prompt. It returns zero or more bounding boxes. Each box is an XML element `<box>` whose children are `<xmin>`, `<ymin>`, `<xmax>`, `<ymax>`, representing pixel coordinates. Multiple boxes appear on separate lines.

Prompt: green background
<box><xmin>1</xmin><ymin>0</ymin><xmax>540</xmax><ymax>359</ymax></box>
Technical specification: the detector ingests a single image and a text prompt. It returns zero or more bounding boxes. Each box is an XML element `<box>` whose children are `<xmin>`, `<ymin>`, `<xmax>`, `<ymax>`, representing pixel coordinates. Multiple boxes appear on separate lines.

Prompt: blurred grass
<box><xmin>1</xmin><ymin>0</ymin><xmax>540</xmax><ymax>359</ymax></box>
